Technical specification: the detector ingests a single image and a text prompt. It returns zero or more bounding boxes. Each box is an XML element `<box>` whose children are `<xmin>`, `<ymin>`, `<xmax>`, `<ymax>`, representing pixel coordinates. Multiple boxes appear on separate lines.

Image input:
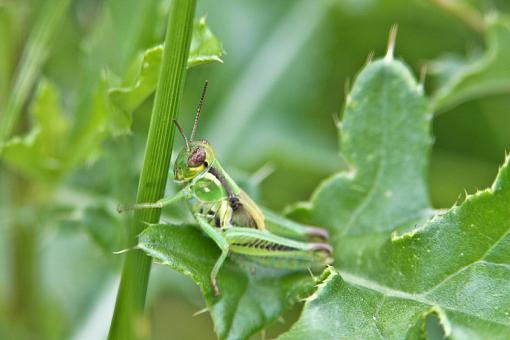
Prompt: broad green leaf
<box><xmin>288</xmin><ymin>57</ymin><xmax>433</xmax><ymax>274</ymax></box>
<box><xmin>2</xmin><ymin>79</ymin><xmax>69</xmax><ymax>183</ymax></box>
<box><xmin>138</xmin><ymin>224</ymin><xmax>316</xmax><ymax>340</ymax></box>
<box><xmin>280</xmin><ymin>52</ymin><xmax>510</xmax><ymax>338</ymax></box>
<box><xmin>281</xmin><ymin>155</ymin><xmax>510</xmax><ymax>339</ymax></box>
<box><xmin>432</xmin><ymin>14</ymin><xmax>510</xmax><ymax>112</ymax></box>
<box><xmin>108</xmin><ymin>17</ymin><xmax>224</xmax><ymax>118</ymax></box>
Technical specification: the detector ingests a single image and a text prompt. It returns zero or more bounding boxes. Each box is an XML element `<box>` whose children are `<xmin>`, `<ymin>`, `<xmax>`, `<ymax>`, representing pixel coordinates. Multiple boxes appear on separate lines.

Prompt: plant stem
<box><xmin>0</xmin><ymin>0</ymin><xmax>70</xmax><ymax>143</ymax></box>
<box><xmin>108</xmin><ymin>0</ymin><xmax>197</xmax><ymax>339</ymax></box>
<box><xmin>9</xmin><ymin>173</ymin><xmax>39</xmax><ymax>335</ymax></box>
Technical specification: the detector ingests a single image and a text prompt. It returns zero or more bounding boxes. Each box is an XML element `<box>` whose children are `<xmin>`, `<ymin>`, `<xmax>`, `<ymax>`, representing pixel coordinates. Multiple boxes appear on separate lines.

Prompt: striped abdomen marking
<box><xmin>231</xmin><ymin>241</ymin><xmax>297</xmax><ymax>252</ymax></box>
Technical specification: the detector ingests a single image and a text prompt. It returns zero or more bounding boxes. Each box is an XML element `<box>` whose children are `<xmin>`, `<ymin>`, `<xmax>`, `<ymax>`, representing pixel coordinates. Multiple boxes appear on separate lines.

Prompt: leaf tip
<box><xmin>304</xmin><ymin>266</ymin><xmax>337</xmax><ymax>303</ymax></box>
<box><xmin>384</xmin><ymin>24</ymin><xmax>398</xmax><ymax>62</ymax></box>
<box><xmin>365</xmin><ymin>51</ymin><xmax>375</xmax><ymax>65</ymax></box>
<box><xmin>198</xmin><ymin>15</ymin><xmax>208</xmax><ymax>25</ymax></box>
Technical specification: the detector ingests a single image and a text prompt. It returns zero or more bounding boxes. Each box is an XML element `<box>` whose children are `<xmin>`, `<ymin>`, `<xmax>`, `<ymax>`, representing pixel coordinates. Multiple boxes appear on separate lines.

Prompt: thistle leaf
<box><xmin>139</xmin><ymin>224</ymin><xmax>315</xmax><ymax>340</ymax></box>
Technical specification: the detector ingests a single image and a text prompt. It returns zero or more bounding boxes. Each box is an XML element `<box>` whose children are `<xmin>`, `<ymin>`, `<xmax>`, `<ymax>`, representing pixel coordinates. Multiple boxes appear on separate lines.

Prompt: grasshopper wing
<box><xmin>229</xmin><ymin>190</ymin><xmax>266</xmax><ymax>230</ymax></box>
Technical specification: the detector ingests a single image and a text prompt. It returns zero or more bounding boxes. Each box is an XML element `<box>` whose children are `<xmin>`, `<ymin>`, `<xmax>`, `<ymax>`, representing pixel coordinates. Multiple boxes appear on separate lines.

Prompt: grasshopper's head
<box><xmin>174</xmin><ymin>140</ymin><xmax>216</xmax><ymax>182</ymax></box>
<box><xmin>172</xmin><ymin>80</ymin><xmax>215</xmax><ymax>183</ymax></box>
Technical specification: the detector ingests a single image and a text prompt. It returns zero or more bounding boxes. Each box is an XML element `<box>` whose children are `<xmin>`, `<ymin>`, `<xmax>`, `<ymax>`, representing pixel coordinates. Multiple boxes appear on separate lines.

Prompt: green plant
<box><xmin>108</xmin><ymin>0</ymin><xmax>197</xmax><ymax>338</ymax></box>
<box><xmin>1</xmin><ymin>1</ymin><xmax>510</xmax><ymax>339</ymax></box>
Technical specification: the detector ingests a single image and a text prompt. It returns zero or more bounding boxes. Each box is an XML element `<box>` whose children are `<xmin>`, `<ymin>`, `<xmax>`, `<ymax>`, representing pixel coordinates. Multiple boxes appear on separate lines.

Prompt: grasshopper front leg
<box><xmin>117</xmin><ymin>186</ymin><xmax>192</xmax><ymax>213</ymax></box>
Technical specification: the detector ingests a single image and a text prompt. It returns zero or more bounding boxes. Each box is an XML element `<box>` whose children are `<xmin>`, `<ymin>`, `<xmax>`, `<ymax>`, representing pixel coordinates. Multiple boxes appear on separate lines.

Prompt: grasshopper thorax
<box><xmin>174</xmin><ymin>140</ymin><xmax>216</xmax><ymax>183</ymax></box>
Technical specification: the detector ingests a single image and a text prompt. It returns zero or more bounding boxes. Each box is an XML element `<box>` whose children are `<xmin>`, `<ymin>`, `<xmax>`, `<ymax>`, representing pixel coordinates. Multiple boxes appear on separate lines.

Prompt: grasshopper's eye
<box><xmin>187</xmin><ymin>147</ymin><xmax>206</xmax><ymax>167</ymax></box>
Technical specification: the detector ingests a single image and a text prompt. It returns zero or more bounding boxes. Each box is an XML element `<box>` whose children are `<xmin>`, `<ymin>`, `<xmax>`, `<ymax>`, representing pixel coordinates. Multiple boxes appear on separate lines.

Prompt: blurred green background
<box><xmin>1</xmin><ymin>0</ymin><xmax>509</xmax><ymax>339</ymax></box>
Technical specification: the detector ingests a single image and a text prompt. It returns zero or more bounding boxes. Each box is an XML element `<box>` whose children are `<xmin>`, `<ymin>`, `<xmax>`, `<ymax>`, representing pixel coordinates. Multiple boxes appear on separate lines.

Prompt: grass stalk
<box><xmin>108</xmin><ymin>0</ymin><xmax>197</xmax><ymax>339</ymax></box>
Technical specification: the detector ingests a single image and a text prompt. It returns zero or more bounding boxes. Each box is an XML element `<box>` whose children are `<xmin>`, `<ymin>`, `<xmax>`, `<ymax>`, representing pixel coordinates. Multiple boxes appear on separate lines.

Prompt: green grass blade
<box><xmin>107</xmin><ymin>0</ymin><xmax>197</xmax><ymax>339</ymax></box>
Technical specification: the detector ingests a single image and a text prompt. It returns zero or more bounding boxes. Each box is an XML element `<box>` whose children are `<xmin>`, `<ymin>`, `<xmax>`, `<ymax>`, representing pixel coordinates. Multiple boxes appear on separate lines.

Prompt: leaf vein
<box><xmin>420</xmin><ymin>225</ymin><xmax>510</xmax><ymax>295</ymax></box>
<box><xmin>340</xmin><ymin>270</ymin><xmax>510</xmax><ymax>327</ymax></box>
<box><xmin>341</xmin><ymin>72</ymin><xmax>390</xmax><ymax>237</ymax></box>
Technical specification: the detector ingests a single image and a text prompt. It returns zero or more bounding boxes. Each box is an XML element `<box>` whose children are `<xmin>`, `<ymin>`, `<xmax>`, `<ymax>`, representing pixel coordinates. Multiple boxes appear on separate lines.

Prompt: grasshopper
<box><xmin>121</xmin><ymin>81</ymin><xmax>333</xmax><ymax>295</ymax></box>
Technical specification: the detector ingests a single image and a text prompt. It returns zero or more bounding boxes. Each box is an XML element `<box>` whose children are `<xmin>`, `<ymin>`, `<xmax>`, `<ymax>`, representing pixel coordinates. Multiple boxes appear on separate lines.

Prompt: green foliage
<box><xmin>278</xmin><ymin>52</ymin><xmax>510</xmax><ymax>339</ymax></box>
<box><xmin>2</xmin><ymin>79</ymin><xmax>68</xmax><ymax>183</ymax></box>
<box><xmin>137</xmin><ymin>55</ymin><xmax>434</xmax><ymax>339</ymax></box>
<box><xmin>288</xmin><ymin>57</ymin><xmax>434</xmax><ymax>276</ymax></box>
<box><xmin>1</xmin><ymin>15</ymin><xmax>223</xmax><ymax>186</ymax></box>
<box><xmin>138</xmin><ymin>50</ymin><xmax>510</xmax><ymax>339</ymax></box>
<box><xmin>282</xmin><ymin>155</ymin><xmax>510</xmax><ymax>339</ymax></box>
<box><xmin>108</xmin><ymin>17</ymin><xmax>224</xmax><ymax>124</ymax></box>
<box><xmin>292</xmin><ymin>58</ymin><xmax>432</xmax><ymax>234</ymax></box>
<box><xmin>432</xmin><ymin>14</ymin><xmax>510</xmax><ymax>111</ymax></box>
<box><xmin>0</xmin><ymin>0</ymin><xmax>70</xmax><ymax>142</ymax></box>
<box><xmin>139</xmin><ymin>224</ymin><xmax>314</xmax><ymax>340</ymax></box>
<box><xmin>2</xmin><ymin>1</ymin><xmax>510</xmax><ymax>339</ymax></box>
<box><xmin>108</xmin><ymin>0</ymin><xmax>199</xmax><ymax>338</ymax></box>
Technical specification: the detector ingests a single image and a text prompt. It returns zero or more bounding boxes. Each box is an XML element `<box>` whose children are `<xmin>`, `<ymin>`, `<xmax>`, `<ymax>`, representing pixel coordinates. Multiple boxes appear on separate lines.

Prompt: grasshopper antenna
<box><xmin>190</xmin><ymin>80</ymin><xmax>209</xmax><ymax>141</ymax></box>
<box><xmin>173</xmin><ymin>119</ymin><xmax>190</xmax><ymax>151</ymax></box>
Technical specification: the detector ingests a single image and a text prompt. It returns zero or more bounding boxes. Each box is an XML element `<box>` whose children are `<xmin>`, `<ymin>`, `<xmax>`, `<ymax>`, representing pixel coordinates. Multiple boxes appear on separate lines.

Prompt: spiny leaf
<box><xmin>108</xmin><ymin>17</ymin><xmax>224</xmax><ymax>120</ymax></box>
<box><xmin>138</xmin><ymin>224</ymin><xmax>315</xmax><ymax>340</ymax></box>
<box><xmin>432</xmin><ymin>14</ymin><xmax>510</xmax><ymax>112</ymax></box>
<box><xmin>281</xmin><ymin>155</ymin><xmax>510</xmax><ymax>339</ymax></box>
<box><xmin>280</xmin><ymin>46</ymin><xmax>510</xmax><ymax>338</ymax></box>
<box><xmin>289</xmin><ymin>57</ymin><xmax>433</xmax><ymax>275</ymax></box>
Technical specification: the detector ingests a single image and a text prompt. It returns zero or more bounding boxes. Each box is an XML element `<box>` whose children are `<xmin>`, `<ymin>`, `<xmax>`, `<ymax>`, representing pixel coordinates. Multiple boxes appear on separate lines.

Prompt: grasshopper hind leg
<box><xmin>224</xmin><ymin>227</ymin><xmax>333</xmax><ymax>271</ymax></box>
<box><xmin>262</xmin><ymin>208</ymin><xmax>330</xmax><ymax>242</ymax></box>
